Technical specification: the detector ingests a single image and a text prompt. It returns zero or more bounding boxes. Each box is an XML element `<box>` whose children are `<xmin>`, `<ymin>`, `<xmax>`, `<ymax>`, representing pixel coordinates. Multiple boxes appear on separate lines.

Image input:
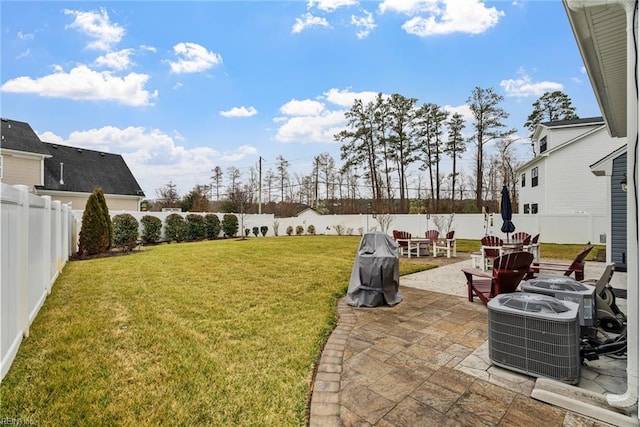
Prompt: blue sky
<box><xmin>1</xmin><ymin>1</ymin><xmax>602</xmax><ymax>198</ymax></box>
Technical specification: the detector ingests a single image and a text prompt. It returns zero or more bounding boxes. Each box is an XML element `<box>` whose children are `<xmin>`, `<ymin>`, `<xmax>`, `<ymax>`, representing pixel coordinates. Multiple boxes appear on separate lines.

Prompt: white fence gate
<box><xmin>1</xmin><ymin>184</ymin><xmax>75</xmax><ymax>381</ymax></box>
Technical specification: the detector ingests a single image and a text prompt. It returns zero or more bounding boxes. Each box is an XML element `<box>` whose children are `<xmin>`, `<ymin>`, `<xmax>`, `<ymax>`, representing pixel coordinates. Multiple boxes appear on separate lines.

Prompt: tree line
<box><xmin>151</xmin><ymin>90</ymin><xmax>577</xmax><ymax>216</ymax></box>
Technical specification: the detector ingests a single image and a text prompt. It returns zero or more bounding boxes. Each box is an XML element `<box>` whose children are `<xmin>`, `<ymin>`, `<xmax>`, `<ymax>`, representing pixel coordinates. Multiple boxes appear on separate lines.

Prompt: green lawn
<box><xmin>0</xmin><ymin>236</ymin><xmax>431</xmax><ymax>426</ymax></box>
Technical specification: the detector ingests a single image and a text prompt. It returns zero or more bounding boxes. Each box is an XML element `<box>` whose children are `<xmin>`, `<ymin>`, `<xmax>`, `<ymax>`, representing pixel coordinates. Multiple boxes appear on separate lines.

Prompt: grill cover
<box><xmin>346</xmin><ymin>232</ymin><xmax>402</xmax><ymax>307</ymax></box>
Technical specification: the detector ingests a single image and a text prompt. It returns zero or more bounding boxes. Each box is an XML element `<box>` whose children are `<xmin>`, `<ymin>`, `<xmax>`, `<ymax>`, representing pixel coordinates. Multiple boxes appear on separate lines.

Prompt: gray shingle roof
<box><xmin>39</xmin><ymin>142</ymin><xmax>145</xmax><ymax>196</ymax></box>
<box><xmin>541</xmin><ymin>116</ymin><xmax>604</xmax><ymax>127</ymax></box>
<box><xmin>1</xmin><ymin>118</ymin><xmax>51</xmax><ymax>156</ymax></box>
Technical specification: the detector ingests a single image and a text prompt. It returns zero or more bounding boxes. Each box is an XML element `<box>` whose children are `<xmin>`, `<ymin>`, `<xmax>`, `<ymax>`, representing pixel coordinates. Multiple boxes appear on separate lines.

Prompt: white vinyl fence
<box><xmin>1</xmin><ymin>184</ymin><xmax>75</xmax><ymax>381</ymax></box>
<box><xmin>95</xmin><ymin>210</ymin><xmax>606</xmax><ymax>245</ymax></box>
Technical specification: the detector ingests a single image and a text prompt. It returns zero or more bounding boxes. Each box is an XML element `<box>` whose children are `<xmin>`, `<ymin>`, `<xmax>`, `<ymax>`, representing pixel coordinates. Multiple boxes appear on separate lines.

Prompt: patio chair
<box><xmin>463</xmin><ymin>251</ymin><xmax>534</xmax><ymax>305</ymax></box>
<box><xmin>511</xmin><ymin>232</ymin><xmax>531</xmax><ymax>245</ymax></box>
<box><xmin>527</xmin><ymin>245</ymin><xmax>593</xmax><ymax>281</ymax></box>
<box><xmin>480</xmin><ymin>235</ymin><xmax>504</xmax><ymax>271</ymax></box>
<box><xmin>433</xmin><ymin>230</ymin><xmax>456</xmax><ymax>258</ymax></box>
<box><xmin>425</xmin><ymin>229</ymin><xmax>440</xmax><ymax>242</ymax></box>
<box><xmin>392</xmin><ymin>230</ymin><xmax>411</xmax><ymax>256</ymax></box>
<box><xmin>524</xmin><ymin>233</ymin><xmax>540</xmax><ymax>259</ymax></box>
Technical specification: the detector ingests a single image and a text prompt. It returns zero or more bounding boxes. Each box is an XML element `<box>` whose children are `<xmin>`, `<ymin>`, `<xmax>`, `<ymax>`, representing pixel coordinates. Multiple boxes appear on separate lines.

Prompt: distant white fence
<box><xmin>92</xmin><ymin>210</ymin><xmax>606</xmax><ymax>245</ymax></box>
<box><xmin>1</xmin><ymin>184</ymin><xmax>75</xmax><ymax>381</ymax></box>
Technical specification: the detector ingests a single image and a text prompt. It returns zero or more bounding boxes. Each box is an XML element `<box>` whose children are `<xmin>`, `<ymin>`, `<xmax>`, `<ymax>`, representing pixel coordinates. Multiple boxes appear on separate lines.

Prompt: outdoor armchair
<box><xmin>424</xmin><ymin>229</ymin><xmax>440</xmax><ymax>241</ymax></box>
<box><xmin>527</xmin><ymin>245</ymin><xmax>593</xmax><ymax>281</ymax></box>
<box><xmin>480</xmin><ymin>235</ymin><xmax>504</xmax><ymax>271</ymax></box>
<box><xmin>524</xmin><ymin>233</ymin><xmax>540</xmax><ymax>259</ymax></box>
<box><xmin>463</xmin><ymin>251</ymin><xmax>534</xmax><ymax>305</ymax></box>
<box><xmin>433</xmin><ymin>230</ymin><xmax>456</xmax><ymax>258</ymax></box>
<box><xmin>511</xmin><ymin>232</ymin><xmax>531</xmax><ymax>245</ymax></box>
<box><xmin>392</xmin><ymin>230</ymin><xmax>412</xmax><ymax>256</ymax></box>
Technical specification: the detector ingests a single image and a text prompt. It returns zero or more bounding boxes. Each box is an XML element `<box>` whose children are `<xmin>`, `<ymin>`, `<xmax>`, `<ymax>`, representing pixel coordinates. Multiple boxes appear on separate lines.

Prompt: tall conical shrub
<box><xmin>78</xmin><ymin>191</ymin><xmax>110</xmax><ymax>255</ymax></box>
<box><xmin>94</xmin><ymin>187</ymin><xmax>113</xmax><ymax>249</ymax></box>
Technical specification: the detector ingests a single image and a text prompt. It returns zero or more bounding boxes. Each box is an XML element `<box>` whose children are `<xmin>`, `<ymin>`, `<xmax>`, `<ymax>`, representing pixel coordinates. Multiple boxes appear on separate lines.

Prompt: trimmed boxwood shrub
<box><xmin>112</xmin><ymin>213</ymin><xmax>139</xmax><ymax>249</ymax></box>
<box><xmin>165</xmin><ymin>213</ymin><xmax>188</xmax><ymax>242</ymax></box>
<box><xmin>252</xmin><ymin>226</ymin><xmax>259</xmax><ymax>237</ymax></box>
<box><xmin>307</xmin><ymin>224</ymin><xmax>315</xmax><ymax>235</ymax></box>
<box><xmin>295</xmin><ymin>225</ymin><xmax>304</xmax><ymax>235</ymax></box>
<box><xmin>78</xmin><ymin>190</ymin><xmax>110</xmax><ymax>256</ymax></box>
<box><xmin>260</xmin><ymin>226</ymin><xmax>268</xmax><ymax>237</ymax></box>
<box><xmin>205</xmin><ymin>214</ymin><xmax>221</xmax><ymax>239</ymax></box>
<box><xmin>286</xmin><ymin>225</ymin><xmax>293</xmax><ymax>236</ymax></box>
<box><xmin>221</xmin><ymin>213</ymin><xmax>238</xmax><ymax>238</ymax></box>
<box><xmin>186</xmin><ymin>214</ymin><xmax>206</xmax><ymax>241</ymax></box>
<box><xmin>141</xmin><ymin>215</ymin><xmax>162</xmax><ymax>244</ymax></box>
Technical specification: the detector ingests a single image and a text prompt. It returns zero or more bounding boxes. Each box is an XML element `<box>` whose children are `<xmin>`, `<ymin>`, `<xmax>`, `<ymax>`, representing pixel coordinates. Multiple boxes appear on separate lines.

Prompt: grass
<box><xmin>0</xmin><ymin>236</ymin><xmax>431</xmax><ymax>426</ymax></box>
<box><xmin>454</xmin><ymin>239</ymin><xmax>604</xmax><ymax>261</ymax></box>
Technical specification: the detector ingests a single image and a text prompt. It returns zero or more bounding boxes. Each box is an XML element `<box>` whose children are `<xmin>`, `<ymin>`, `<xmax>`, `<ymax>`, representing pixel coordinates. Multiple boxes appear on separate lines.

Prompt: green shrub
<box><xmin>204</xmin><ymin>214</ymin><xmax>221</xmax><ymax>239</ymax></box>
<box><xmin>221</xmin><ymin>213</ymin><xmax>238</xmax><ymax>237</ymax></box>
<box><xmin>78</xmin><ymin>190</ymin><xmax>110</xmax><ymax>256</ymax></box>
<box><xmin>165</xmin><ymin>213</ymin><xmax>188</xmax><ymax>242</ymax></box>
<box><xmin>244</xmin><ymin>228</ymin><xmax>250</xmax><ymax>237</ymax></box>
<box><xmin>112</xmin><ymin>214</ymin><xmax>139</xmax><ymax>249</ymax></box>
<box><xmin>141</xmin><ymin>215</ymin><xmax>162</xmax><ymax>244</ymax></box>
<box><xmin>186</xmin><ymin>214</ymin><xmax>206</xmax><ymax>241</ymax></box>
<box><xmin>94</xmin><ymin>187</ymin><xmax>113</xmax><ymax>249</ymax></box>
<box><xmin>252</xmin><ymin>227</ymin><xmax>259</xmax><ymax>237</ymax></box>
<box><xmin>295</xmin><ymin>225</ymin><xmax>304</xmax><ymax>235</ymax></box>
<box><xmin>286</xmin><ymin>225</ymin><xmax>293</xmax><ymax>236</ymax></box>
<box><xmin>260</xmin><ymin>226</ymin><xmax>268</xmax><ymax>237</ymax></box>
<box><xmin>307</xmin><ymin>224</ymin><xmax>315</xmax><ymax>235</ymax></box>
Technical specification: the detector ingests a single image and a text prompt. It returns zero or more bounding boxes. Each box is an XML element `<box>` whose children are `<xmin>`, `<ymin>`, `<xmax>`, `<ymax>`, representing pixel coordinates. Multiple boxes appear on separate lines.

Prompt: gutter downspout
<box><xmin>567</xmin><ymin>0</ymin><xmax>639</xmax><ymax>411</ymax></box>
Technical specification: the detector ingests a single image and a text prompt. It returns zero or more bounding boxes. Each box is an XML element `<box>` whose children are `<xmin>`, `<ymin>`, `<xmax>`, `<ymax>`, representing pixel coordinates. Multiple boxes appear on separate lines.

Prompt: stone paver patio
<box><xmin>309</xmin><ymin>259</ymin><xmax>629</xmax><ymax>426</ymax></box>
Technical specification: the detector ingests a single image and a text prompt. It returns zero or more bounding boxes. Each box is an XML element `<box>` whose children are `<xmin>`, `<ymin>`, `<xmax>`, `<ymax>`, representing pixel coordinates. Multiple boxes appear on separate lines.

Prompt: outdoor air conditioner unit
<box><xmin>487</xmin><ymin>293</ymin><xmax>581</xmax><ymax>385</ymax></box>
<box><xmin>521</xmin><ymin>276</ymin><xmax>596</xmax><ymax>327</ymax></box>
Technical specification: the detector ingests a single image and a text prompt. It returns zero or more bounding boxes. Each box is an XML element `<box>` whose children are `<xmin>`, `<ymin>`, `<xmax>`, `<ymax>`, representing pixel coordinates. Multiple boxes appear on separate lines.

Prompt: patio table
<box><xmin>396</xmin><ymin>238</ymin><xmax>431</xmax><ymax>258</ymax></box>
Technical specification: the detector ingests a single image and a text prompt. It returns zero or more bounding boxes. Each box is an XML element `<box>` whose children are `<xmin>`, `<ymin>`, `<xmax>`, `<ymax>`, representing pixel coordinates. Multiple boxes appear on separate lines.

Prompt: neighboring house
<box><xmin>296</xmin><ymin>208</ymin><xmax>321</xmax><ymax>217</ymax></box>
<box><xmin>1</xmin><ymin>118</ymin><xmax>145</xmax><ymax>211</ymax></box>
<box><xmin>590</xmin><ymin>145</ymin><xmax>627</xmax><ymax>271</ymax></box>
<box><xmin>516</xmin><ymin>116</ymin><xmax>626</xmax><ymax>217</ymax></box>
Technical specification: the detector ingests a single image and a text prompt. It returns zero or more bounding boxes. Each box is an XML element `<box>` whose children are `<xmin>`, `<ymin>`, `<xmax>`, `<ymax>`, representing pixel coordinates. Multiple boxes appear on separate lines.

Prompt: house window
<box><xmin>540</xmin><ymin>136</ymin><xmax>547</xmax><ymax>153</ymax></box>
<box><xmin>524</xmin><ymin>204</ymin><xmax>530</xmax><ymax>214</ymax></box>
<box><xmin>531</xmin><ymin>167</ymin><xmax>539</xmax><ymax>187</ymax></box>
<box><xmin>531</xmin><ymin>203</ymin><xmax>538</xmax><ymax>214</ymax></box>
<box><xmin>521</xmin><ymin>173</ymin><xmax>525</xmax><ymax>187</ymax></box>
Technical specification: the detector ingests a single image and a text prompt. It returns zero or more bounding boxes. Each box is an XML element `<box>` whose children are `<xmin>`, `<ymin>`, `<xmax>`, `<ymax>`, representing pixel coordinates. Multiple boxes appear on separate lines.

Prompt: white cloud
<box><xmin>323</xmin><ymin>88</ymin><xmax>380</xmax><ymax>107</ymax></box>
<box><xmin>351</xmin><ymin>11</ymin><xmax>376</xmax><ymax>39</ymax></box>
<box><xmin>64</xmin><ymin>7</ymin><xmax>124</xmax><ymax>51</ymax></box>
<box><xmin>500</xmin><ymin>69</ymin><xmax>563</xmax><ymax>97</ymax></box>
<box><xmin>292</xmin><ymin>13</ymin><xmax>330</xmax><ymax>34</ymax></box>
<box><xmin>273</xmin><ymin>88</ymin><xmax>388</xmax><ymax>144</ymax></box>
<box><xmin>168</xmin><ymin>42</ymin><xmax>222</xmax><ymax>74</ymax></box>
<box><xmin>220</xmin><ymin>106</ymin><xmax>258</xmax><ymax>118</ymax></box>
<box><xmin>280</xmin><ymin>99</ymin><xmax>325</xmax><ymax>116</ymax></box>
<box><xmin>46</xmin><ymin>125</ymin><xmax>248</xmax><ymax>195</ymax></box>
<box><xmin>17</xmin><ymin>31</ymin><xmax>34</xmax><ymax>40</ymax></box>
<box><xmin>378</xmin><ymin>0</ymin><xmax>440</xmax><ymax>15</ymax></box>
<box><xmin>36</xmin><ymin>131</ymin><xmax>64</xmax><ymax>143</ymax></box>
<box><xmin>1</xmin><ymin>65</ymin><xmax>158</xmax><ymax>106</ymax></box>
<box><xmin>380</xmin><ymin>0</ymin><xmax>503</xmax><ymax>36</ymax></box>
<box><xmin>307</xmin><ymin>0</ymin><xmax>358</xmax><ymax>12</ymax></box>
<box><xmin>95</xmin><ymin>48</ymin><xmax>134</xmax><ymax>71</ymax></box>
<box><xmin>275</xmin><ymin>110</ymin><xmax>346</xmax><ymax>143</ymax></box>
<box><xmin>443</xmin><ymin>104</ymin><xmax>474</xmax><ymax>123</ymax></box>
<box><xmin>140</xmin><ymin>44</ymin><xmax>156</xmax><ymax>53</ymax></box>
<box><xmin>16</xmin><ymin>49</ymin><xmax>30</xmax><ymax>59</ymax></box>
<box><xmin>221</xmin><ymin>145</ymin><xmax>258</xmax><ymax>162</ymax></box>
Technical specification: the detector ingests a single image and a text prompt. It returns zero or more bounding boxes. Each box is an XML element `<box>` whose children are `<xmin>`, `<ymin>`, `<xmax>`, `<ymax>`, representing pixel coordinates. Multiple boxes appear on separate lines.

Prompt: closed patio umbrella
<box><xmin>500</xmin><ymin>185</ymin><xmax>515</xmax><ymax>241</ymax></box>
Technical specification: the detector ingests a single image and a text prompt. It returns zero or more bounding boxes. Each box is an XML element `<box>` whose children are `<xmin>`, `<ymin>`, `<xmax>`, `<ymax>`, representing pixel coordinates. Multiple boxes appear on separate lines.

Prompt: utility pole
<box><xmin>314</xmin><ymin>156</ymin><xmax>319</xmax><ymax>209</ymax></box>
<box><xmin>258</xmin><ymin>156</ymin><xmax>263</xmax><ymax>214</ymax></box>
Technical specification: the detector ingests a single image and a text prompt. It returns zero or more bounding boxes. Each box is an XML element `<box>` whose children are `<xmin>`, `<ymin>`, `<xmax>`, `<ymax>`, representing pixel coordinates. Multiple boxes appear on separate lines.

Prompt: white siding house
<box><xmin>517</xmin><ymin>117</ymin><xmax>626</xmax><ymax>217</ymax></box>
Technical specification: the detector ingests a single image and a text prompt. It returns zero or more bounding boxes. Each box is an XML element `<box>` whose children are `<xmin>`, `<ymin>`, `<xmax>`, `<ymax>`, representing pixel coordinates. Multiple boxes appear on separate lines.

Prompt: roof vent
<box><xmin>59</xmin><ymin>162</ymin><xmax>65</xmax><ymax>185</ymax></box>
<box><xmin>77</xmin><ymin>148</ymin><xmax>83</xmax><ymax>153</ymax></box>
<box><xmin>51</xmin><ymin>144</ymin><xmax>57</xmax><ymax>149</ymax></box>
<box><xmin>100</xmin><ymin>152</ymin><xmax>105</xmax><ymax>156</ymax></box>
